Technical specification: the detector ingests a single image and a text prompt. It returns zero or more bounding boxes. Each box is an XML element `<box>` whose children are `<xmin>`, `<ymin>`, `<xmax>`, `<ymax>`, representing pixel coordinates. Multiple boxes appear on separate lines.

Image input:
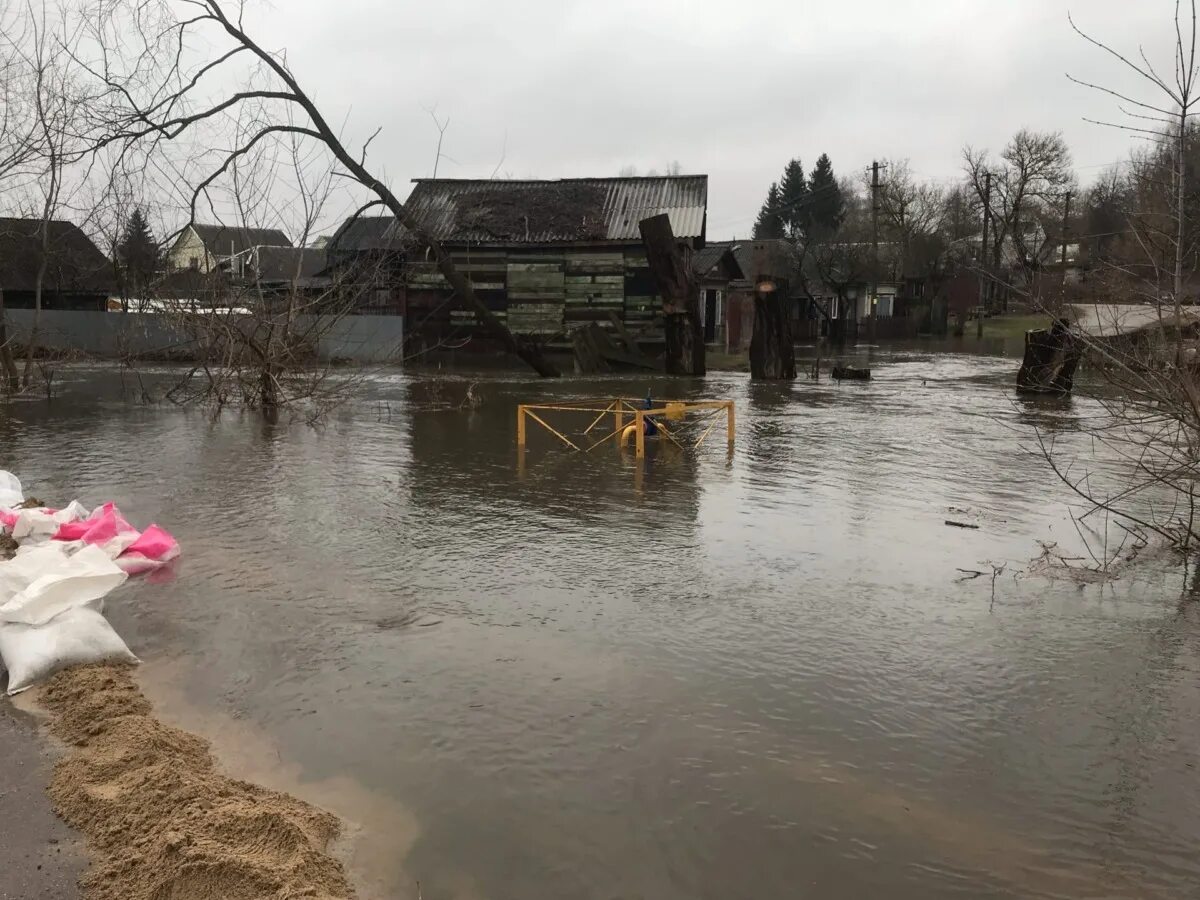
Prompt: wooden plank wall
<box><xmin>404</xmin><ymin>246</ymin><xmax>668</xmax><ymax>340</ymax></box>
<box><xmin>507</xmin><ymin>256</ymin><xmax>565</xmax><ymax>335</ymax></box>
<box><xmin>622</xmin><ymin>249</ymin><xmax>663</xmax><ymax>339</ymax></box>
<box><xmin>565</xmin><ymin>253</ymin><xmax>623</xmax><ymax>327</ymax></box>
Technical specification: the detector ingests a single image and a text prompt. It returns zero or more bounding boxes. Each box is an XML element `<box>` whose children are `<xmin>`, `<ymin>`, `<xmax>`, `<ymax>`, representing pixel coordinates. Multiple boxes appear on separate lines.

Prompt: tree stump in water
<box><xmin>749</xmin><ymin>282</ymin><xmax>796</xmax><ymax>380</ymax></box>
<box><xmin>831</xmin><ymin>365</ymin><xmax>871</xmax><ymax>381</ymax></box>
<box><xmin>1017</xmin><ymin>319</ymin><xmax>1080</xmax><ymax>394</ymax></box>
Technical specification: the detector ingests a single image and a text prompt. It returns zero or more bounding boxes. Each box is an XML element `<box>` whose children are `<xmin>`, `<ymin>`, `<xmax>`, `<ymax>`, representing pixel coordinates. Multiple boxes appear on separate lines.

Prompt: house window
<box><xmin>189</xmin><ymin>256</ymin><xmax>199</xmax><ymax>270</ymax></box>
<box><xmin>877</xmin><ymin>296</ymin><xmax>894</xmax><ymax>318</ymax></box>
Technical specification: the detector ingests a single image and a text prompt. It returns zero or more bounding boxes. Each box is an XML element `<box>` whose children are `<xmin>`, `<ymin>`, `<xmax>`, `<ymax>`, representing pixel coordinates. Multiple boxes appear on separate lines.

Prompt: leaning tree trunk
<box><xmin>199</xmin><ymin>5</ymin><xmax>560</xmax><ymax>378</ymax></box>
<box><xmin>749</xmin><ymin>278</ymin><xmax>796</xmax><ymax>380</ymax></box>
<box><xmin>638</xmin><ymin>213</ymin><xmax>705</xmax><ymax>376</ymax></box>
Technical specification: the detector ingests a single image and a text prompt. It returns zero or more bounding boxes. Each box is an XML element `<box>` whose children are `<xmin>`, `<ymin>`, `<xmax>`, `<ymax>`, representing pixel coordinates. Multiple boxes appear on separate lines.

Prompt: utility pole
<box><xmin>1060</xmin><ymin>190</ymin><xmax>1072</xmax><ymax>268</ymax></box>
<box><xmin>870</xmin><ymin>160</ymin><xmax>882</xmax><ymax>343</ymax></box>
<box><xmin>977</xmin><ymin>170</ymin><xmax>991</xmax><ymax>339</ymax></box>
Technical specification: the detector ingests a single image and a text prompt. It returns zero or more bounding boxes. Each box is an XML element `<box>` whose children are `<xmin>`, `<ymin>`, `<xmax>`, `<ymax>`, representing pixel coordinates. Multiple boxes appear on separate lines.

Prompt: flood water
<box><xmin>3</xmin><ymin>346</ymin><xmax>1199</xmax><ymax>900</ymax></box>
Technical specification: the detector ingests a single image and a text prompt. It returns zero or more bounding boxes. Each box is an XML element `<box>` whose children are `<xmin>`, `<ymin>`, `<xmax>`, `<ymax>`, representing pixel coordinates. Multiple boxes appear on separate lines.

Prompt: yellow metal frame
<box><xmin>516</xmin><ymin>398</ymin><xmax>735</xmax><ymax>458</ymax></box>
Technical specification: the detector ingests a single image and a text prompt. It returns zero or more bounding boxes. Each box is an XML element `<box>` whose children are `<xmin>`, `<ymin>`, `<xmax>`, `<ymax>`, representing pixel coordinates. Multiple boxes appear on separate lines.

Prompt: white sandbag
<box><xmin>0</xmin><ymin>544</ymin><xmax>128</xmax><ymax>626</ymax></box>
<box><xmin>0</xmin><ymin>606</ymin><xmax>138</xmax><ymax>695</ymax></box>
<box><xmin>10</xmin><ymin>501</ymin><xmax>88</xmax><ymax>543</ymax></box>
<box><xmin>0</xmin><ymin>471</ymin><xmax>21</xmax><ymax>509</ymax></box>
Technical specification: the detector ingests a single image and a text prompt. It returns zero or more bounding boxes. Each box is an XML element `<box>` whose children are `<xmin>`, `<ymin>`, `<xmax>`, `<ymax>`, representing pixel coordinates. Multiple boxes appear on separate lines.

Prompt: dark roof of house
<box><xmin>397</xmin><ymin>175</ymin><xmax>708</xmax><ymax>244</ymax></box>
<box><xmin>189</xmin><ymin>224</ymin><xmax>291</xmax><ymax>255</ymax></box>
<box><xmin>708</xmin><ymin>240</ymin><xmax>797</xmax><ymax>284</ymax></box>
<box><xmin>0</xmin><ymin>218</ymin><xmax>114</xmax><ymax>293</ymax></box>
<box><xmin>692</xmin><ymin>244</ymin><xmax>743</xmax><ymax>281</ymax></box>
<box><xmin>254</xmin><ymin>246</ymin><xmax>326</xmax><ymax>283</ymax></box>
<box><xmin>327</xmin><ymin>215</ymin><xmax>400</xmax><ymax>253</ymax></box>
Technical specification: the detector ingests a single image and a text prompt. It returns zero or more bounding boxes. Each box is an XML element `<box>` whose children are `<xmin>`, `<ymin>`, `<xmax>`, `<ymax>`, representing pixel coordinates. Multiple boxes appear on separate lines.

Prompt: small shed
<box><xmin>329</xmin><ymin>176</ymin><xmax>709</xmax><ymax>351</ymax></box>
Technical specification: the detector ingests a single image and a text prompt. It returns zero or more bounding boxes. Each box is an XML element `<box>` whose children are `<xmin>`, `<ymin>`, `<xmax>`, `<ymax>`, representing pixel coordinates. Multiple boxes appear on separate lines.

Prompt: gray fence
<box><xmin>3</xmin><ymin>309</ymin><xmax>404</xmax><ymax>364</ymax></box>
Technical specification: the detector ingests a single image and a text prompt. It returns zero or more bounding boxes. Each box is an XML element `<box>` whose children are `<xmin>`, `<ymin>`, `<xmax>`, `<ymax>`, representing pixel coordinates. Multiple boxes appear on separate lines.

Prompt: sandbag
<box><xmin>116</xmin><ymin>525</ymin><xmax>181</xmax><ymax>575</ymax></box>
<box><xmin>9</xmin><ymin>501</ymin><xmax>89</xmax><ymax>544</ymax></box>
<box><xmin>53</xmin><ymin>502</ymin><xmax>140</xmax><ymax>558</ymax></box>
<box><xmin>0</xmin><ymin>471</ymin><xmax>22</xmax><ymax>510</ymax></box>
<box><xmin>0</xmin><ymin>544</ymin><xmax>128</xmax><ymax>626</ymax></box>
<box><xmin>0</xmin><ymin>606</ymin><xmax>138</xmax><ymax>695</ymax></box>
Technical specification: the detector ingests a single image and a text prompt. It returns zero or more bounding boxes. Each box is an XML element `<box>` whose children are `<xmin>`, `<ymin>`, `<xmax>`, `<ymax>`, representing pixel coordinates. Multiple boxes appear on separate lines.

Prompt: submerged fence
<box><xmin>3</xmin><ymin>309</ymin><xmax>404</xmax><ymax>364</ymax></box>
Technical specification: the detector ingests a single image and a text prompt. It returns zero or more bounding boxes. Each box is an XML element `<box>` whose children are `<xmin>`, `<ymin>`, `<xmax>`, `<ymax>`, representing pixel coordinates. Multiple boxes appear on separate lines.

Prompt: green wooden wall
<box><xmin>405</xmin><ymin>246</ymin><xmax>666</xmax><ymax>340</ymax></box>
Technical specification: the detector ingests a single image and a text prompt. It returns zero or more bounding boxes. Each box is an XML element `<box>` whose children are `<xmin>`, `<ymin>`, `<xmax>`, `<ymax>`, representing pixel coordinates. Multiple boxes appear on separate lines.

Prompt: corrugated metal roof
<box><xmin>396</xmin><ymin>176</ymin><xmax>707</xmax><ymax>245</ymax></box>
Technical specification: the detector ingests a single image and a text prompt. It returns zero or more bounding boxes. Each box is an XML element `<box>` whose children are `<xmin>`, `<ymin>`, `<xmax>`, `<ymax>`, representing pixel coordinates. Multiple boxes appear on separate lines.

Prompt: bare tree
<box><xmin>0</xmin><ymin>2</ymin><xmax>38</xmax><ymax>394</ymax></box>
<box><xmin>872</xmin><ymin>160</ymin><xmax>959</xmax><ymax>313</ymax></box>
<box><xmin>15</xmin><ymin>1</ymin><xmax>92</xmax><ymax>387</ymax></box>
<box><xmin>1070</xmin><ymin>2</ymin><xmax>1200</xmax><ymax>318</ymax></box>
<box><xmin>133</xmin><ymin>123</ymin><xmax>403</xmax><ymax>414</ymax></box>
<box><xmin>1023</xmin><ymin>2</ymin><xmax>1200</xmax><ymax>557</ymax></box>
<box><xmin>79</xmin><ymin>0</ymin><xmax>559</xmax><ymax>377</ymax></box>
<box><xmin>963</xmin><ymin>130</ymin><xmax>1075</xmax><ymax>288</ymax></box>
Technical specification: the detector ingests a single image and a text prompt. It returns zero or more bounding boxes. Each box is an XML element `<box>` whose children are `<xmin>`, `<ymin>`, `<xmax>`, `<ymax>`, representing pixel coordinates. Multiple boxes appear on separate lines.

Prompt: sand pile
<box><xmin>39</xmin><ymin>664</ymin><xmax>355</xmax><ymax>900</ymax></box>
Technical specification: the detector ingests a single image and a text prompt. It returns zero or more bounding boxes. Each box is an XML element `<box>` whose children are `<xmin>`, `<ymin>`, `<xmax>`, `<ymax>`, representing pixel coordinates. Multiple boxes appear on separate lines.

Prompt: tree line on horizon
<box><xmin>742</xmin><ymin>125</ymin><xmax>1196</xmax><ymax>314</ymax></box>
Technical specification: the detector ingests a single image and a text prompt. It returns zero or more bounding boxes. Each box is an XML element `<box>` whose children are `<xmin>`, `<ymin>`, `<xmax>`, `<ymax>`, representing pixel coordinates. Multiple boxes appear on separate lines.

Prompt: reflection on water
<box><xmin>2</xmin><ymin>348</ymin><xmax>1199</xmax><ymax>900</ymax></box>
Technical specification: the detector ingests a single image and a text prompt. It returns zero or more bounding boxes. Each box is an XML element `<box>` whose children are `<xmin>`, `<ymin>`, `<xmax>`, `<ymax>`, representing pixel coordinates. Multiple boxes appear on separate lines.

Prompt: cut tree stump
<box><xmin>1017</xmin><ymin>319</ymin><xmax>1080</xmax><ymax>394</ymax></box>
<box><xmin>832</xmin><ymin>366</ymin><xmax>871</xmax><ymax>381</ymax></box>
<box><xmin>749</xmin><ymin>278</ymin><xmax>796</xmax><ymax>380</ymax></box>
<box><xmin>638</xmin><ymin>214</ymin><xmax>704</xmax><ymax>376</ymax></box>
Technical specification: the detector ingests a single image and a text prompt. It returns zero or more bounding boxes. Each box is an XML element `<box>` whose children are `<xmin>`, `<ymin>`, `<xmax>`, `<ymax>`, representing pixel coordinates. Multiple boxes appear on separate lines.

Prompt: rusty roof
<box><xmin>397</xmin><ymin>176</ymin><xmax>707</xmax><ymax>245</ymax></box>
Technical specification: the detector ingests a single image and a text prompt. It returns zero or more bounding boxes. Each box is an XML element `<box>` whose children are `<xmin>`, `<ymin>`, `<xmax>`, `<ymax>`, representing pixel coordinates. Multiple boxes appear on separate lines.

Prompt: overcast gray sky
<box><xmin>255</xmin><ymin>0</ymin><xmax>1178</xmax><ymax>239</ymax></box>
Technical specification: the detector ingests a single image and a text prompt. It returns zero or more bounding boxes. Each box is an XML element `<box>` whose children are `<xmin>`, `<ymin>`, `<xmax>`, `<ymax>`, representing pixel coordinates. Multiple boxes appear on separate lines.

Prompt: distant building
<box><xmin>165</xmin><ymin>224</ymin><xmax>292</xmax><ymax>274</ymax></box>
<box><xmin>323</xmin><ymin>216</ymin><xmax>407</xmax><ymax>315</ymax></box>
<box><xmin>702</xmin><ymin>239</ymin><xmax>807</xmax><ymax>350</ymax></box>
<box><xmin>248</xmin><ymin>246</ymin><xmax>327</xmax><ymax>292</ymax></box>
<box><xmin>691</xmin><ymin>243</ymin><xmax>743</xmax><ymax>349</ymax></box>
<box><xmin>326</xmin><ymin>175</ymin><xmax>708</xmax><ymax>352</ymax></box>
<box><xmin>0</xmin><ymin>217</ymin><xmax>114</xmax><ymax>311</ymax></box>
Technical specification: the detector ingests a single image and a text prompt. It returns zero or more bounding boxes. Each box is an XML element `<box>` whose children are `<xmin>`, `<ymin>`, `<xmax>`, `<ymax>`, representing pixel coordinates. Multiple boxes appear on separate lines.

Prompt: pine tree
<box><xmin>753</xmin><ymin>183</ymin><xmax>786</xmax><ymax>239</ymax></box>
<box><xmin>118</xmin><ymin>208</ymin><xmax>159</xmax><ymax>296</ymax></box>
<box><xmin>777</xmin><ymin>158</ymin><xmax>808</xmax><ymax>237</ymax></box>
<box><xmin>807</xmin><ymin>154</ymin><xmax>845</xmax><ymax>237</ymax></box>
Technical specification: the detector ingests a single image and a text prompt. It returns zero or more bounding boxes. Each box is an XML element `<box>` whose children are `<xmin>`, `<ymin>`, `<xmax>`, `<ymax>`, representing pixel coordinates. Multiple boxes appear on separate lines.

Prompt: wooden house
<box><xmin>324</xmin><ymin>216</ymin><xmax>407</xmax><ymax>315</ymax></box>
<box><xmin>328</xmin><ymin>176</ymin><xmax>708</xmax><ymax>353</ymax></box>
<box><xmin>0</xmin><ymin>217</ymin><xmax>114</xmax><ymax>311</ymax></box>
<box><xmin>691</xmin><ymin>243</ymin><xmax>743</xmax><ymax>348</ymax></box>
